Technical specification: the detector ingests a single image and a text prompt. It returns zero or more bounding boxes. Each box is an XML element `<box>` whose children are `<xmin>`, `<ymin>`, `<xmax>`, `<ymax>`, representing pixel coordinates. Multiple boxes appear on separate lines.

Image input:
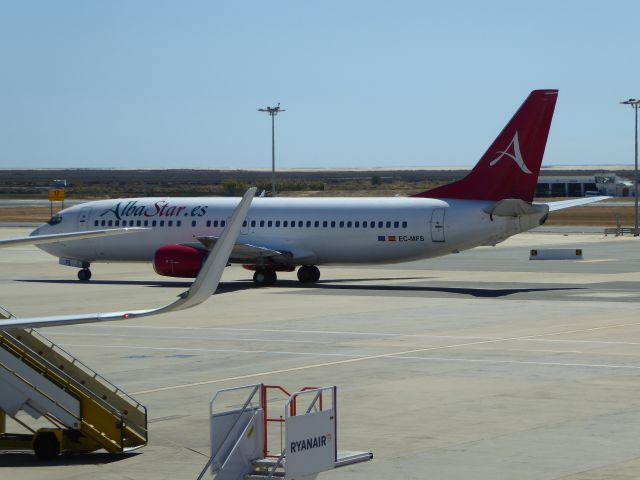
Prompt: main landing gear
<box><xmin>253</xmin><ymin>268</ymin><xmax>277</xmax><ymax>287</ymax></box>
<box><xmin>297</xmin><ymin>265</ymin><xmax>320</xmax><ymax>284</ymax></box>
<box><xmin>77</xmin><ymin>264</ymin><xmax>92</xmax><ymax>282</ymax></box>
<box><xmin>251</xmin><ymin>265</ymin><xmax>321</xmax><ymax>287</ymax></box>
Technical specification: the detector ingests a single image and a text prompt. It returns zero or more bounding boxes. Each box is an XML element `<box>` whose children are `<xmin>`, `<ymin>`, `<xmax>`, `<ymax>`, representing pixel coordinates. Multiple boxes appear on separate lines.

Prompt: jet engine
<box><xmin>153</xmin><ymin>244</ymin><xmax>207</xmax><ymax>278</ymax></box>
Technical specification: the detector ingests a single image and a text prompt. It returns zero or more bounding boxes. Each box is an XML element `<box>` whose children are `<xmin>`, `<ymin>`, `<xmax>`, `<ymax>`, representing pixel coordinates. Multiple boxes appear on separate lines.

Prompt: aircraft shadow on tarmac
<box><xmin>284</xmin><ymin>281</ymin><xmax>585</xmax><ymax>298</ymax></box>
<box><xmin>18</xmin><ymin>278</ymin><xmax>584</xmax><ymax>298</ymax></box>
<box><xmin>0</xmin><ymin>451</ymin><xmax>141</xmax><ymax>467</ymax></box>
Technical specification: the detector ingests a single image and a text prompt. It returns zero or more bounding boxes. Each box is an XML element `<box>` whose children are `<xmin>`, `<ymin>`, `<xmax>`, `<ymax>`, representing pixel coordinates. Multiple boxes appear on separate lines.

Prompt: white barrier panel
<box><xmin>285</xmin><ymin>409</ymin><xmax>335</xmax><ymax>478</ymax></box>
<box><xmin>529</xmin><ymin>248</ymin><xmax>583</xmax><ymax>260</ymax></box>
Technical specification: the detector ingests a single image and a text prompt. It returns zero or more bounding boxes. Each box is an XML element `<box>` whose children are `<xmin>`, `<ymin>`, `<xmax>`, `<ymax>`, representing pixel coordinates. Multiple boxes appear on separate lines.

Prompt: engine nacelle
<box><xmin>153</xmin><ymin>244</ymin><xmax>207</xmax><ymax>278</ymax></box>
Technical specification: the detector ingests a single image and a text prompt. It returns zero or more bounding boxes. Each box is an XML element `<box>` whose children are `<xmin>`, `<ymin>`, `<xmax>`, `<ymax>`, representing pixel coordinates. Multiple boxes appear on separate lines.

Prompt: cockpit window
<box><xmin>48</xmin><ymin>215</ymin><xmax>63</xmax><ymax>226</ymax></box>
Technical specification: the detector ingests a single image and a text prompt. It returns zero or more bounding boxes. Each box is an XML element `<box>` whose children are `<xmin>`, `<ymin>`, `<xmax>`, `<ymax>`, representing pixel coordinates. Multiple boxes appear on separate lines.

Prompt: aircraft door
<box><xmin>430</xmin><ymin>208</ymin><xmax>446</xmax><ymax>242</ymax></box>
<box><xmin>77</xmin><ymin>207</ymin><xmax>92</xmax><ymax>231</ymax></box>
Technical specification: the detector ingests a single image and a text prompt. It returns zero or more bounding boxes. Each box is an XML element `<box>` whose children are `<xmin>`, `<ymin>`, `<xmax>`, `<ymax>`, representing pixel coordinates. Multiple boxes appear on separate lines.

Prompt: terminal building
<box><xmin>536</xmin><ymin>173</ymin><xmax>635</xmax><ymax>197</ymax></box>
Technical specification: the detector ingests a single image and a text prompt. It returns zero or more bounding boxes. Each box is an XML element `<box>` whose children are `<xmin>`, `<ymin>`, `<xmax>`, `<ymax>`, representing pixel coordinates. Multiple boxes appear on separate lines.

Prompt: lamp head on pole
<box><xmin>258</xmin><ymin>103</ymin><xmax>286</xmax><ymax>116</ymax></box>
<box><xmin>621</xmin><ymin>98</ymin><xmax>640</xmax><ymax>107</ymax></box>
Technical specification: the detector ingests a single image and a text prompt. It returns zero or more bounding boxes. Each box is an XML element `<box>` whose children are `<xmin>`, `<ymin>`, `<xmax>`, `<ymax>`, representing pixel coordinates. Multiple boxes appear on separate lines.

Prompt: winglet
<box><xmin>0</xmin><ymin>187</ymin><xmax>257</xmax><ymax>329</ymax></box>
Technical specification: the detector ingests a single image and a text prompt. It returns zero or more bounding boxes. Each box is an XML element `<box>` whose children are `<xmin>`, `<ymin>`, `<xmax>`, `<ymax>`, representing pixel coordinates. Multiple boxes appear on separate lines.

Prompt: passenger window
<box><xmin>402</xmin><ymin>221</ymin><xmax>407</xmax><ymax>228</ymax></box>
<box><xmin>347</xmin><ymin>221</ymin><xmax>352</xmax><ymax>228</ymax></box>
<box><xmin>283</xmin><ymin>220</ymin><xmax>288</xmax><ymax>227</ymax></box>
<box><xmin>339</xmin><ymin>221</ymin><xmax>344</xmax><ymax>228</ymax></box>
<box><xmin>136</xmin><ymin>220</ymin><xmax>142</xmax><ymax>227</ymax></box>
<box><xmin>331</xmin><ymin>221</ymin><xmax>336</xmax><ymax>228</ymax></box>
<box><xmin>386</xmin><ymin>221</ymin><xmax>391</xmax><ymax>228</ymax></box>
<box><xmin>323</xmin><ymin>221</ymin><xmax>328</xmax><ymax>228</ymax></box>
<box><xmin>268</xmin><ymin>220</ymin><xmax>272</xmax><ymax>227</ymax></box>
<box><xmin>192</xmin><ymin>220</ymin><xmax>197</xmax><ymax>227</ymax></box>
<box><xmin>101</xmin><ymin>220</ymin><xmax>106</xmax><ymax>226</ymax></box>
<box><xmin>94</xmin><ymin>220</ymin><xmax>99</xmax><ymax>227</ymax></box>
<box><xmin>378</xmin><ymin>221</ymin><xmax>383</xmax><ymax>228</ymax></box>
<box><xmin>306</xmin><ymin>221</ymin><xmax>311</xmax><ymax>227</ymax></box>
<box><xmin>394</xmin><ymin>221</ymin><xmax>399</xmax><ymax>228</ymax></box>
<box><xmin>243</xmin><ymin>220</ymin><xmax>247</xmax><ymax>227</ymax></box>
<box><xmin>108</xmin><ymin>220</ymin><xmax>113</xmax><ymax>227</ymax></box>
<box><xmin>152</xmin><ymin>220</ymin><xmax>157</xmax><ymax>227</ymax></box>
<box><xmin>177</xmin><ymin>220</ymin><xmax>181</xmax><ymax>227</ymax></box>
<box><xmin>362</xmin><ymin>221</ymin><xmax>367</xmax><ymax>228</ymax></box>
<box><xmin>314</xmin><ymin>220</ymin><xmax>319</xmax><ymax>227</ymax></box>
<box><xmin>275</xmin><ymin>220</ymin><xmax>280</xmax><ymax>227</ymax></box>
<box><xmin>221</xmin><ymin>220</ymin><xmax>226</xmax><ymax>227</ymax></box>
<box><xmin>206</xmin><ymin>220</ymin><xmax>211</xmax><ymax>227</ymax></box>
<box><xmin>298</xmin><ymin>221</ymin><xmax>303</xmax><ymax>227</ymax></box>
<box><xmin>260</xmin><ymin>220</ymin><xmax>265</xmax><ymax>227</ymax></box>
<box><xmin>160</xmin><ymin>220</ymin><xmax>165</xmax><ymax>227</ymax></box>
<box><xmin>144</xmin><ymin>220</ymin><xmax>149</xmax><ymax>227</ymax></box>
<box><xmin>168</xmin><ymin>220</ymin><xmax>173</xmax><ymax>227</ymax></box>
<box><xmin>251</xmin><ymin>220</ymin><xmax>256</xmax><ymax>227</ymax></box>
<box><xmin>115</xmin><ymin>220</ymin><xmax>120</xmax><ymax>227</ymax></box>
<box><xmin>214</xmin><ymin>220</ymin><xmax>219</xmax><ymax>227</ymax></box>
<box><xmin>371</xmin><ymin>222</ymin><xmax>375</xmax><ymax>229</ymax></box>
<box><xmin>355</xmin><ymin>221</ymin><xmax>360</xmax><ymax>228</ymax></box>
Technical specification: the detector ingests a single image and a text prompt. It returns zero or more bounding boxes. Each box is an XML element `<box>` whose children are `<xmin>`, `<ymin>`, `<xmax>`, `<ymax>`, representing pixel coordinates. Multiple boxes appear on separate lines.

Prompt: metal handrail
<box><xmin>25</xmin><ymin>328</ymin><xmax>145</xmax><ymax>411</ymax></box>
<box><xmin>196</xmin><ymin>384</ymin><xmax>262</xmax><ymax>480</ymax></box>
<box><xmin>0</xmin><ymin>331</ymin><xmax>143</xmax><ymax>449</ymax></box>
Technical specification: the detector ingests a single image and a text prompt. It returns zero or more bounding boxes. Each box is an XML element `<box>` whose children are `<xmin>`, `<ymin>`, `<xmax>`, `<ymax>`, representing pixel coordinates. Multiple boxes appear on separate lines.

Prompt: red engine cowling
<box><xmin>153</xmin><ymin>244</ymin><xmax>207</xmax><ymax>278</ymax></box>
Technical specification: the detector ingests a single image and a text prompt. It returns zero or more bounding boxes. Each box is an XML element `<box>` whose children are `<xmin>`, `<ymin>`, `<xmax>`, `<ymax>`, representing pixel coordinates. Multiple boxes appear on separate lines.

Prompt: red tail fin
<box><xmin>414</xmin><ymin>89</ymin><xmax>558</xmax><ymax>202</ymax></box>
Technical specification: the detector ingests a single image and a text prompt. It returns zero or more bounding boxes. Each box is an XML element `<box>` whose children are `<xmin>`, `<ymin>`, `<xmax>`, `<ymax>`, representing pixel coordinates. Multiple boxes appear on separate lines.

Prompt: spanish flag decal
<box><xmin>388</xmin><ymin>235</ymin><xmax>396</xmax><ymax>242</ymax></box>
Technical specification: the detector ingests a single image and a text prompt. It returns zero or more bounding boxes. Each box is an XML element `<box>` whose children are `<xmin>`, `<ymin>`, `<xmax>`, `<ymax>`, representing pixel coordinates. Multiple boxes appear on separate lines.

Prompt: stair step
<box><xmin>245</xmin><ymin>473</ymin><xmax>286</xmax><ymax>479</ymax></box>
<box><xmin>251</xmin><ymin>458</ymin><xmax>285</xmax><ymax>468</ymax></box>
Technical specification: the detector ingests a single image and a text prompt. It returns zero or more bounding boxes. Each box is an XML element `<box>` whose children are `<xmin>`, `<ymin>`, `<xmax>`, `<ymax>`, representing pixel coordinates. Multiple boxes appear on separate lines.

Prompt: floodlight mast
<box><xmin>258</xmin><ymin>103</ymin><xmax>285</xmax><ymax>196</ymax></box>
<box><xmin>620</xmin><ymin>98</ymin><xmax>640</xmax><ymax>236</ymax></box>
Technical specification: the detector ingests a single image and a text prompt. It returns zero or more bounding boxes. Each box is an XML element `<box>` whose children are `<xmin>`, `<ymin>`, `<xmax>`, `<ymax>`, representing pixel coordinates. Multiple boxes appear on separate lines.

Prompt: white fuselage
<box><xmin>32</xmin><ymin>196</ymin><xmax>542</xmax><ymax>266</ymax></box>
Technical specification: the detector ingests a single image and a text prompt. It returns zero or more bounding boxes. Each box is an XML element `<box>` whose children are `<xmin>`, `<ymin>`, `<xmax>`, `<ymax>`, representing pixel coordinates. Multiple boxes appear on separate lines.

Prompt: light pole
<box><xmin>258</xmin><ymin>103</ymin><xmax>285</xmax><ymax>196</ymax></box>
<box><xmin>620</xmin><ymin>98</ymin><xmax>640</xmax><ymax>236</ymax></box>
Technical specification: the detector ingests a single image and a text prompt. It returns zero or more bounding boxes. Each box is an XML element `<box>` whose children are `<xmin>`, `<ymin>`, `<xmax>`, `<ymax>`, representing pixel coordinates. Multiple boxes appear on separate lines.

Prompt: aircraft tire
<box><xmin>253</xmin><ymin>269</ymin><xmax>277</xmax><ymax>287</ymax></box>
<box><xmin>297</xmin><ymin>265</ymin><xmax>320</xmax><ymax>283</ymax></box>
<box><xmin>77</xmin><ymin>269</ymin><xmax>92</xmax><ymax>282</ymax></box>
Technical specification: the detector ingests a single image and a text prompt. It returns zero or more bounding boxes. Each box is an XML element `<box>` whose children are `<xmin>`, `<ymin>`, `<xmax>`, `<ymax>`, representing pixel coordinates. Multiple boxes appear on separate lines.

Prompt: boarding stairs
<box><xmin>0</xmin><ymin>312</ymin><xmax>147</xmax><ymax>459</ymax></box>
<box><xmin>197</xmin><ymin>384</ymin><xmax>372</xmax><ymax>480</ymax></box>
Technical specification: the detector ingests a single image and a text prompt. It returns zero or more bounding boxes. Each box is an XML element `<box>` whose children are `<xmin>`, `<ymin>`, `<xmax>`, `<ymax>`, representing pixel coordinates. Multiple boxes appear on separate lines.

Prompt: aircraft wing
<box><xmin>536</xmin><ymin>196</ymin><xmax>611</xmax><ymax>212</ymax></box>
<box><xmin>0</xmin><ymin>228</ymin><xmax>147</xmax><ymax>248</ymax></box>
<box><xmin>0</xmin><ymin>187</ymin><xmax>257</xmax><ymax>328</ymax></box>
<box><xmin>194</xmin><ymin>237</ymin><xmax>318</xmax><ymax>264</ymax></box>
<box><xmin>195</xmin><ymin>237</ymin><xmax>289</xmax><ymax>263</ymax></box>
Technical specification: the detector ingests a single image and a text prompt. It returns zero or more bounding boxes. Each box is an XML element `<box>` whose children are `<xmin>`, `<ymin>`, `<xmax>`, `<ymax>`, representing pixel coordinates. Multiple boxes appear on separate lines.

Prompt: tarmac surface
<box><xmin>1</xmin><ymin>226</ymin><xmax>640</xmax><ymax>479</ymax></box>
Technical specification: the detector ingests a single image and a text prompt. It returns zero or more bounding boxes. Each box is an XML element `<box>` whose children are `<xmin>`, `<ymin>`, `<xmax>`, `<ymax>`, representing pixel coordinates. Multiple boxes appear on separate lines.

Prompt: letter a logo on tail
<box><xmin>489</xmin><ymin>132</ymin><xmax>532</xmax><ymax>174</ymax></box>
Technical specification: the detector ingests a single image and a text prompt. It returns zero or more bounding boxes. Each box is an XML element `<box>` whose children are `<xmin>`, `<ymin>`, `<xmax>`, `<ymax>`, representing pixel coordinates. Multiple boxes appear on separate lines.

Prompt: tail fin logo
<box><xmin>489</xmin><ymin>132</ymin><xmax>532</xmax><ymax>174</ymax></box>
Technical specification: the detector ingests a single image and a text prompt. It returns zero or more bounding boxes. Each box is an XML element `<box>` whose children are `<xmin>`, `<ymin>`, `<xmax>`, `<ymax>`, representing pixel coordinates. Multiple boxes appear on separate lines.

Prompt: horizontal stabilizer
<box><xmin>539</xmin><ymin>196</ymin><xmax>610</xmax><ymax>212</ymax></box>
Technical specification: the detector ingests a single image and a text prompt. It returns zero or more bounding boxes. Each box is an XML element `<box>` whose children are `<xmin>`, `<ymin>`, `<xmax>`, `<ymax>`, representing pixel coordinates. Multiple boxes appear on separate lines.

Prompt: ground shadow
<box><xmin>17</xmin><ymin>278</ymin><xmax>586</xmax><ymax>298</ymax></box>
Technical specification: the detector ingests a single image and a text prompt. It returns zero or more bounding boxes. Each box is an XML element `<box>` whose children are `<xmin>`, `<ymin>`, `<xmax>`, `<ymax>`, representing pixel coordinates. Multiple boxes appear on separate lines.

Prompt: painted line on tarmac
<box><xmin>129</xmin><ymin>321</ymin><xmax>640</xmax><ymax>396</ymax></box>
<box><xmin>388</xmin><ymin>355</ymin><xmax>640</xmax><ymax>370</ymax></box>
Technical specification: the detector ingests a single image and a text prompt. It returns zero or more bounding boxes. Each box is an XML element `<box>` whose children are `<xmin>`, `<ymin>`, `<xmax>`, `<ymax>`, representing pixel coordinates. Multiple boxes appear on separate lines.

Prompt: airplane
<box><xmin>27</xmin><ymin>89</ymin><xmax>609</xmax><ymax>287</ymax></box>
<box><xmin>0</xmin><ymin>188</ymin><xmax>255</xmax><ymax>328</ymax></box>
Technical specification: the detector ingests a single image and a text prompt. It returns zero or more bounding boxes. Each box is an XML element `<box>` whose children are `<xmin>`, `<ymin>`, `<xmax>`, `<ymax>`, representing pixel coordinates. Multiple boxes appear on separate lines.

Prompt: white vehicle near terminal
<box><xmin>29</xmin><ymin>90</ymin><xmax>608</xmax><ymax>286</ymax></box>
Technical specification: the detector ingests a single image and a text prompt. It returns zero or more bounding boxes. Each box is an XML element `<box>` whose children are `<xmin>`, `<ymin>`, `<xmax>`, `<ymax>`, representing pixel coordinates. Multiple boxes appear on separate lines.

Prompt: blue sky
<box><xmin>1</xmin><ymin>1</ymin><xmax>639</xmax><ymax>169</ymax></box>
